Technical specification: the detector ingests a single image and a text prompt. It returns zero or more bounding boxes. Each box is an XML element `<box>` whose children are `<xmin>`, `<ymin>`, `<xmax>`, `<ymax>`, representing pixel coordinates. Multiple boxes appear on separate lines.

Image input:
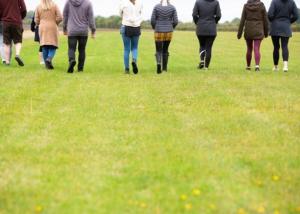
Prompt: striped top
<box><xmin>151</xmin><ymin>4</ymin><xmax>178</xmax><ymax>33</ymax></box>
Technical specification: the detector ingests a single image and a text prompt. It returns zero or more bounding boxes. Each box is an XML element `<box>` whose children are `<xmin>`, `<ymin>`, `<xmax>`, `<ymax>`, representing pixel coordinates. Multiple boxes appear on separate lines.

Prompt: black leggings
<box><xmin>68</xmin><ymin>36</ymin><xmax>88</xmax><ymax>70</ymax></box>
<box><xmin>155</xmin><ymin>41</ymin><xmax>171</xmax><ymax>54</ymax></box>
<box><xmin>197</xmin><ymin>35</ymin><xmax>216</xmax><ymax>68</ymax></box>
<box><xmin>271</xmin><ymin>36</ymin><xmax>289</xmax><ymax>65</ymax></box>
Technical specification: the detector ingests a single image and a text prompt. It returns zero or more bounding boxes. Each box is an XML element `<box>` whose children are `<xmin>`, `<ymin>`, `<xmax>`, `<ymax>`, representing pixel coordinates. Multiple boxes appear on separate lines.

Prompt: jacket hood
<box><xmin>70</xmin><ymin>0</ymin><xmax>85</xmax><ymax>7</ymax></box>
<box><xmin>204</xmin><ymin>0</ymin><xmax>215</xmax><ymax>2</ymax></box>
<box><xmin>246</xmin><ymin>0</ymin><xmax>262</xmax><ymax>10</ymax></box>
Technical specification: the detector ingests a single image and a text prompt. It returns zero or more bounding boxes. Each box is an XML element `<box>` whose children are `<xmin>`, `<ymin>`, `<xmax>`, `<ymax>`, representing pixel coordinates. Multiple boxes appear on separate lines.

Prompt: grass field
<box><xmin>0</xmin><ymin>31</ymin><xmax>300</xmax><ymax>214</ymax></box>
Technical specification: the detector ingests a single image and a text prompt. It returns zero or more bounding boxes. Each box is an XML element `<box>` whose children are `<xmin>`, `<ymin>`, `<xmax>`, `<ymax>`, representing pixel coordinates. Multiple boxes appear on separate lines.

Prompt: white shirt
<box><xmin>119</xmin><ymin>0</ymin><xmax>143</xmax><ymax>27</ymax></box>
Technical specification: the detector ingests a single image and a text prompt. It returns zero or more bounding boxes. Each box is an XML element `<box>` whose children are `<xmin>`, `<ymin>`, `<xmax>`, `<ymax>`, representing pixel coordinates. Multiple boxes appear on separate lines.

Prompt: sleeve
<box><xmin>262</xmin><ymin>5</ymin><xmax>269</xmax><ymax>37</ymax></box>
<box><xmin>55</xmin><ymin>5</ymin><xmax>63</xmax><ymax>25</ymax></box>
<box><xmin>215</xmin><ymin>1</ymin><xmax>221</xmax><ymax>24</ymax></box>
<box><xmin>150</xmin><ymin>6</ymin><xmax>156</xmax><ymax>29</ymax></box>
<box><xmin>31</xmin><ymin>13</ymin><xmax>36</xmax><ymax>32</ymax></box>
<box><xmin>35</xmin><ymin>8</ymin><xmax>40</xmax><ymax>25</ymax></box>
<box><xmin>237</xmin><ymin>5</ymin><xmax>246</xmax><ymax>39</ymax></box>
<box><xmin>268</xmin><ymin>1</ymin><xmax>275</xmax><ymax>22</ymax></box>
<box><xmin>63</xmin><ymin>2</ymin><xmax>69</xmax><ymax>33</ymax></box>
<box><xmin>290</xmin><ymin>1</ymin><xmax>299</xmax><ymax>24</ymax></box>
<box><xmin>192</xmin><ymin>1</ymin><xmax>199</xmax><ymax>25</ymax></box>
<box><xmin>88</xmin><ymin>3</ymin><xmax>96</xmax><ymax>34</ymax></box>
<box><xmin>173</xmin><ymin>7</ymin><xmax>179</xmax><ymax>28</ymax></box>
<box><xmin>19</xmin><ymin>0</ymin><xmax>27</xmax><ymax>19</ymax></box>
<box><xmin>119</xmin><ymin>1</ymin><xmax>124</xmax><ymax>17</ymax></box>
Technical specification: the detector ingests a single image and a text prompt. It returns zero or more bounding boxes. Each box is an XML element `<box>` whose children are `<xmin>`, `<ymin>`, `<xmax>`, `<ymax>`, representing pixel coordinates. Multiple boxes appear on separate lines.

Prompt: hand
<box><xmin>63</xmin><ymin>31</ymin><xmax>68</xmax><ymax>36</ymax></box>
<box><xmin>91</xmin><ymin>33</ymin><xmax>96</xmax><ymax>39</ymax></box>
<box><xmin>237</xmin><ymin>34</ymin><xmax>241</xmax><ymax>40</ymax></box>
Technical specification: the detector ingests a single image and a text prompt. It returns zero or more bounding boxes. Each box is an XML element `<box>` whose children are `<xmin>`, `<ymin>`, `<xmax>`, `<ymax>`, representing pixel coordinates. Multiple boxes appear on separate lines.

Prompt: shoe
<box><xmin>162</xmin><ymin>53</ymin><xmax>169</xmax><ymax>72</ymax></box>
<box><xmin>68</xmin><ymin>60</ymin><xmax>76</xmax><ymax>73</ymax></box>
<box><xmin>132</xmin><ymin>61</ymin><xmax>138</xmax><ymax>74</ymax></box>
<box><xmin>40</xmin><ymin>61</ymin><xmax>45</xmax><ymax>65</ymax></box>
<box><xmin>78</xmin><ymin>69</ymin><xmax>83</xmax><ymax>72</ymax></box>
<box><xmin>157</xmin><ymin>64</ymin><xmax>162</xmax><ymax>74</ymax></box>
<box><xmin>45</xmin><ymin>59</ymin><xmax>54</xmax><ymax>70</ymax></box>
<box><xmin>198</xmin><ymin>61</ymin><xmax>205</xmax><ymax>69</ymax></box>
<box><xmin>273</xmin><ymin>66</ymin><xmax>279</xmax><ymax>72</ymax></box>
<box><xmin>283</xmin><ymin>61</ymin><xmax>288</xmax><ymax>72</ymax></box>
<box><xmin>255</xmin><ymin>66</ymin><xmax>260</xmax><ymax>72</ymax></box>
<box><xmin>246</xmin><ymin>67</ymin><xmax>251</xmax><ymax>71</ymax></box>
<box><xmin>15</xmin><ymin>56</ymin><xmax>24</xmax><ymax>67</ymax></box>
<box><xmin>124</xmin><ymin>68</ymin><xmax>130</xmax><ymax>74</ymax></box>
<box><xmin>204</xmin><ymin>67</ymin><xmax>208</xmax><ymax>71</ymax></box>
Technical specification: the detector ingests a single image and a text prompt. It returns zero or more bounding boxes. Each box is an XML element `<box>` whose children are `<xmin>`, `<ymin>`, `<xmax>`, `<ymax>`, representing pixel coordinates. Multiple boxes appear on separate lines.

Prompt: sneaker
<box><xmin>15</xmin><ymin>56</ymin><xmax>24</xmax><ymax>67</ymax></box>
<box><xmin>246</xmin><ymin>67</ymin><xmax>251</xmax><ymax>71</ymax></box>
<box><xmin>67</xmin><ymin>60</ymin><xmax>76</xmax><ymax>73</ymax></box>
<box><xmin>283</xmin><ymin>61</ymin><xmax>288</xmax><ymax>72</ymax></box>
<box><xmin>198</xmin><ymin>61</ymin><xmax>205</xmax><ymax>69</ymax></box>
<box><xmin>273</xmin><ymin>66</ymin><xmax>279</xmax><ymax>72</ymax></box>
<box><xmin>132</xmin><ymin>62</ymin><xmax>138</xmax><ymax>74</ymax></box>
<box><xmin>45</xmin><ymin>59</ymin><xmax>54</xmax><ymax>70</ymax></box>
<box><xmin>157</xmin><ymin>64</ymin><xmax>162</xmax><ymax>74</ymax></box>
<box><xmin>40</xmin><ymin>61</ymin><xmax>45</xmax><ymax>65</ymax></box>
<box><xmin>255</xmin><ymin>66</ymin><xmax>260</xmax><ymax>72</ymax></box>
<box><xmin>124</xmin><ymin>68</ymin><xmax>130</xmax><ymax>74</ymax></box>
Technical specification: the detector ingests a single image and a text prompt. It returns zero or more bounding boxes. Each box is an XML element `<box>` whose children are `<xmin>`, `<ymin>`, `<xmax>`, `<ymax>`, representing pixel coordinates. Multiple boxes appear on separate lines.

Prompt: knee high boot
<box><xmin>162</xmin><ymin>53</ymin><xmax>169</xmax><ymax>72</ymax></box>
<box><xmin>156</xmin><ymin>52</ymin><xmax>162</xmax><ymax>74</ymax></box>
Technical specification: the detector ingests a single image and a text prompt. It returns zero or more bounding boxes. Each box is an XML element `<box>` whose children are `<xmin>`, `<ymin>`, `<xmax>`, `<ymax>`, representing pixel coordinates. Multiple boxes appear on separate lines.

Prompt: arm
<box><xmin>31</xmin><ymin>13</ymin><xmax>36</xmax><ymax>32</ymax></box>
<box><xmin>150</xmin><ymin>6</ymin><xmax>156</xmax><ymax>29</ymax></box>
<box><xmin>88</xmin><ymin>3</ymin><xmax>96</xmax><ymax>36</ymax></box>
<box><xmin>19</xmin><ymin>0</ymin><xmax>27</xmax><ymax>19</ymax></box>
<box><xmin>290</xmin><ymin>1</ymin><xmax>299</xmax><ymax>24</ymax></box>
<box><xmin>192</xmin><ymin>1</ymin><xmax>199</xmax><ymax>25</ymax></box>
<box><xmin>35</xmin><ymin>8</ymin><xmax>40</xmax><ymax>25</ymax></box>
<box><xmin>262</xmin><ymin>5</ymin><xmax>269</xmax><ymax>37</ymax></box>
<box><xmin>63</xmin><ymin>2</ymin><xmax>69</xmax><ymax>34</ymax></box>
<box><xmin>268</xmin><ymin>1</ymin><xmax>275</xmax><ymax>22</ymax></box>
<box><xmin>55</xmin><ymin>5</ymin><xmax>63</xmax><ymax>25</ymax></box>
<box><xmin>173</xmin><ymin>7</ymin><xmax>179</xmax><ymax>28</ymax></box>
<box><xmin>237</xmin><ymin>5</ymin><xmax>246</xmax><ymax>39</ymax></box>
<box><xmin>215</xmin><ymin>1</ymin><xmax>221</xmax><ymax>23</ymax></box>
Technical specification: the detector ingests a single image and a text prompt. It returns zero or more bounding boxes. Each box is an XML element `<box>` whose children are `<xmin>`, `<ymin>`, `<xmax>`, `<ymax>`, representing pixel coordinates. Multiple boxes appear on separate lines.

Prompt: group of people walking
<box><xmin>0</xmin><ymin>0</ymin><xmax>299</xmax><ymax>74</ymax></box>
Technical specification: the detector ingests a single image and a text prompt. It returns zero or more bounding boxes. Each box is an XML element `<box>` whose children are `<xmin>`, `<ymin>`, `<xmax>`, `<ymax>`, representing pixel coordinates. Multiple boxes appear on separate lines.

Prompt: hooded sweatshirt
<box><xmin>268</xmin><ymin>0</ymin><xmax>299</xmax><ymax>37</ymax></box>
<box><xmin>237</xmin><ymin>0</ymin><xmax>269</xmax><ymax>40</ymax></box>
<box><xmin>192</xmin><ymin>0</ymin><xmax>222</xmax><ymax>36</ymax></box>
<box><xmin>63</xmin><ymin>0</ymin><xmax>96</xmax><ymax>36</ymax></box>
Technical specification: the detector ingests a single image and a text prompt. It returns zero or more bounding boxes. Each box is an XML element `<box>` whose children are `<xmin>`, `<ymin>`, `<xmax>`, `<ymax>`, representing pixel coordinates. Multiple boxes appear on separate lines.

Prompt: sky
<box><xmin>26</xmin><ymin>0</ymin><xmax>300</xmax><ymax>22</ymax></box>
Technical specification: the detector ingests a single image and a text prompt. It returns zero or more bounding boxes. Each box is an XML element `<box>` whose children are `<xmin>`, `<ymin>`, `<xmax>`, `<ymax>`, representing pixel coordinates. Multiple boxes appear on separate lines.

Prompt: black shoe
<box><xmin>162</xmin><ymin>53</ymin><xmax>169</xmax><ymax>72</ymax></box>
<box><xmin>15</xmin><ymin>56</ymin><xmax>24</xmax><ymax>67</ymax></box>
<box><xmin>246</xmin><ymin>67</ymin><xmax>251</xmax><ymax>71</ymax></box>
<box><xmin>132</xmin><ymin>62</ymin><xmax>138</xmax><ymax>74</ymax></box>
<box><xmin>45</xmin><ymin>59</ymin><xmax>54</xmax><ymax>70</ymax></box>
<box><xmin>68</xmin><ymin>60</ymin><xmax>76</xmax><ymax>73</ymax></box>
<box><xmin>157</xmin><ymin>64</ymin><xmax>162</xmax><ymax>74</ymax></box>
<box><xmin>198</xmin><ymin>61</ymin><xmax>204</xmax><ymax>69</ymax></box>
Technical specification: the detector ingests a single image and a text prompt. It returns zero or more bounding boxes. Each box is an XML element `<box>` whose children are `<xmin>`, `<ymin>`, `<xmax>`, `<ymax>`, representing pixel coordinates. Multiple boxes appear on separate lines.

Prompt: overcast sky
<box><xmin>26</xmin><ymin>0</ymin><xmax>300</xmax><ymax>22</ymax></box>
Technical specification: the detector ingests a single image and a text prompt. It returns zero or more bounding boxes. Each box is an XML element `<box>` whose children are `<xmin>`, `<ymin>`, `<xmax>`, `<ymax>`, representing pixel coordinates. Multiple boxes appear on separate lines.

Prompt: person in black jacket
<box><xmin>268</xmin><ymin>0</ymin><xmax>299</xmax><ymax>72</ymax></box>
<box><xmin>31</xmin><ymin>13</ymin><xmax>44</xmax><ymax>65</ymax></box>
<box><xmin>193</xmin><ymin>0</ymin><xmax>221</xmax><ymax>70</ymax></box>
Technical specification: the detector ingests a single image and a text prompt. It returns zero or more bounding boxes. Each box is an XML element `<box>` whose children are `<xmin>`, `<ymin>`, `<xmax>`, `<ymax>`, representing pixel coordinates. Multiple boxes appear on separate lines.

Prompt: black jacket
<box><xmin>268</xmin><ymin>0</ymin><xmax>299</xmax><ymax>37</ymax></box>
<box><xmin>192</xmin><ymin>0</ymin><xmax>221</xmax><ymax>36</ymax></box>
<box><xmin>31</xmin><ymin>13</ymin><xmax>40</xmax><ymax>42</ymax></box>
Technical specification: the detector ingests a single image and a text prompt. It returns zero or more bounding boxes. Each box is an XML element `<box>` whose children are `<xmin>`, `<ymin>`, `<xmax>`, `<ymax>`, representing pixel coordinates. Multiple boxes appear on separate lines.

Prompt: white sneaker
<box><xmin>40</xmin><ymin>61</ymin><xmax>45</xmax><ymax>65</ymax></box>
<box><xmin>273</xmin><ymin>66</ymin><xmax>279</xmax><ymax>72</ymax></box>
<box><xmin>283</xmin><ymin>61</ymin><xmax>288</xmax><ymax>72</ymax></box>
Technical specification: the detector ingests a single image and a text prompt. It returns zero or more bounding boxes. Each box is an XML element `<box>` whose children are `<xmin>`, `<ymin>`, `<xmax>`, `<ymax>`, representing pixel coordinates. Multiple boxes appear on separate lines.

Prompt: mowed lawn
<box><xmin>0</xmin><ymin>31</ymin><xmax>299</xmax><ymax>214</ymax></box>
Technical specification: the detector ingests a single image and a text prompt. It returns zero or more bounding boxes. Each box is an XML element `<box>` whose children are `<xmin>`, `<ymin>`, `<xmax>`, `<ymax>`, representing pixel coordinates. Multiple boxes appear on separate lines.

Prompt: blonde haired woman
<box><xmin>151</xmin><ymin>0</ymin><xmax>178</xmax><ymax>74</ymax></box>
<box><xmin>35</xmin><ymin>0</ymin><xmax>62</xmax><ymax>70</ymax></box>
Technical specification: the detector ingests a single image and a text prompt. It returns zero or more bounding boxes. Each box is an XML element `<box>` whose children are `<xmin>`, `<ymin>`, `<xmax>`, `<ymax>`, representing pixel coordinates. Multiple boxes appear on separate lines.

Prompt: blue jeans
<box><xmin>42</xmin><ymin>46</ymin><xmax>56</xmax><ymax>61</ymax></box>
<box><xmin>120</xmin><ymin>26</ymin><xmax>140</xmax><ymax>70</ymax></box>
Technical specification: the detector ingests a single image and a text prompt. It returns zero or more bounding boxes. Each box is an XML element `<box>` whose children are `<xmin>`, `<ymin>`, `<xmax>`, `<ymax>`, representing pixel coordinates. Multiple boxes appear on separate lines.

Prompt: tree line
<box><xmin>24</xmin><ymin>10</ymin><xmax>300</xmax><ymax>32</ymax></box>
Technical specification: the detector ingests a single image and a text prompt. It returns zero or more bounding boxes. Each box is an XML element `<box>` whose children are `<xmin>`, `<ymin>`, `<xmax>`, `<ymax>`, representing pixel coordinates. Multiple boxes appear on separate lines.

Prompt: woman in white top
<box><xmin>119</xmin><ymin>0</ymin><xmax>143</xmax><ymax>74</ymax></box>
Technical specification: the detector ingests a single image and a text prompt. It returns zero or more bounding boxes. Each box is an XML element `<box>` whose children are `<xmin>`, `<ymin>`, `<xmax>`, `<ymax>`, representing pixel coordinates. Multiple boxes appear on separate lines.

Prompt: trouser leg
<box><xmin>271</xmin><ymin>36</ymin><xmax>280</xmax><ymax>66</ymax></box>
<box><xmin>204</xmin><ymin>36</ymin><xmax>216</xmax><ymax>68</ymax></box>
<box><xmin>78</xmin><ymin>36</ymin><xmax>88</xmax><ymax>71</ymax></box>
<box><xmin>162</xmin><ymin>41</ymin><xmax>170</xmax><ymax>71</ymax></box>
<box><xmin>253</xmin><ymin>39</ymin><xmax>262</xmax><ymax>66</ymax></box>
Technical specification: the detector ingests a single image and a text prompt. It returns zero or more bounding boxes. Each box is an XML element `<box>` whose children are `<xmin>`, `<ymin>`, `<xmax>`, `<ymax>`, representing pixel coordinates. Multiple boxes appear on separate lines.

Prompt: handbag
<box><xmin>125</xmin><ymin>26</ymin><xmax>141</xmax><ymax>37</ymax></box>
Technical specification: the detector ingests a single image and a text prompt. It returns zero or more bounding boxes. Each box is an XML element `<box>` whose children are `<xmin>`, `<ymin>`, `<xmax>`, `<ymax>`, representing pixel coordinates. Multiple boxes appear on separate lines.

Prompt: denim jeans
<box><xmin>120</xmin><ymin>25</ymin><xmax>140</xmax><ymax>70</ymax></box>
<box><xmin>42</xmin><ymin>46</ymin><xmax>56</xmax><ymax>61</ymax></box>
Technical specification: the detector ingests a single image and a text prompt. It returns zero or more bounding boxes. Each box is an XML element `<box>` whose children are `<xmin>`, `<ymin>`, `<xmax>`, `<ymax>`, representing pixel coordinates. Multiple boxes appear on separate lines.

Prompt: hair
<box><xmin>40</xmin><ymin>0</ymin><xmax>54</xmax><ymax>10</ymax></box>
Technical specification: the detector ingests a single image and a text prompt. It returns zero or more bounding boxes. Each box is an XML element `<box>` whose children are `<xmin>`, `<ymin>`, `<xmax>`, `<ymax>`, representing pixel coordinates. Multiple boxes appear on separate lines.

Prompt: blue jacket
<box><xmin>192</xmin><ymin>0</ymin><xmax>222</xmax><ymax>36</ymax></box>
<box><xmin>268</xmin><ymin>0</ymin><xmax>299</xmax><ymax>37</ymax></box>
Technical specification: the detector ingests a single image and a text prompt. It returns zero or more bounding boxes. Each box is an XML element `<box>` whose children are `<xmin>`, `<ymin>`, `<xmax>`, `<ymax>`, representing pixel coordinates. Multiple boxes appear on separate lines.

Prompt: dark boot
<box><xmin>156</xmin><ymin>52</ymin><xmax>162</xmax><ymax>74</ymax></box>
<box><xmin>68</xmin><ymin>60</ymin><xmax>76</xmax><ymax>73</ymax></box>
<box><xmin>162</xmin><ymin>53</ymin><xmax>169</xmax><ymax>72</ymax></box>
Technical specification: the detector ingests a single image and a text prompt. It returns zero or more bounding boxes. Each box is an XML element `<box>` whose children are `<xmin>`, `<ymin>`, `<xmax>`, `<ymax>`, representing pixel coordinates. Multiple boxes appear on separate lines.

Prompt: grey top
<box><xmin>268</xmin><ymin>0</ymin><xmax>299</xmax><ymax>37</ymax></box>
<box><xmin>192</xmin><ymin>0</ymin><xmax>221</xmax><ymax>36</ymax></box>
<box><xmin>63</xmin><ymin>0</ymin><xmax>96</xmax><ymax>37</ymax></box>
<box><xmin>151</xmin><ymin>4</ymin><xmax>178</xmax><ymax>33</ymax></box>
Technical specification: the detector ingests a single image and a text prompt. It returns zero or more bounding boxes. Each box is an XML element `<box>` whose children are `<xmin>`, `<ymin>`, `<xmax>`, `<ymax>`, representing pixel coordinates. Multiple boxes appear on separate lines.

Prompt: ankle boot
<box><xmin>155</xmin><ymin>52</ymin><xmax>162</xmax><ymax>74</ymax></box>
<box><xmin>162</xmin><ymin>53</ymin><xmax>169</xmax><ymax>72</ymax></box>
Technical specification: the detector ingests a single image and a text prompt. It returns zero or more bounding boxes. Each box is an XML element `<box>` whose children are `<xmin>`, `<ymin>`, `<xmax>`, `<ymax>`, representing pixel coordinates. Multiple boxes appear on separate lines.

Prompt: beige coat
<box><xmin>35</xmin><ymin>4</ymin><xmax>62</xmax><ymax>47</ymax></box>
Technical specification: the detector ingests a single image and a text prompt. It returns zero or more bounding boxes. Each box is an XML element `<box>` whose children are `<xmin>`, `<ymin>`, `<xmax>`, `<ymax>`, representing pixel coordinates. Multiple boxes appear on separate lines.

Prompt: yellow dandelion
<box><xmin>257</xmin><ymin>206</ymin><xmax>266</xmax><ymax>213</ymax></box>
<box><xmin>192</xmin><ymin>189</ymin><xmax>201</xmax><ymax>196</ymax></box>
<box><xmin>185</xmin><ymin>203</ymin><xmax>192</xmax><ymax>211</ymax></box>
<box><xmin>272</xmin><ymin>175</ymin><xmax>280</xmax><ymax>182</ymax></box>
<box><xmin>296</xmin><ymin>206</ymin><xmax>300</xmax><ymax>212</ymax></box>
<box><xmin>237</xmin><ymin>208</ymin><xmax>247</xmax><ymax>214</ymax></box>
<box><xmin>140</xmin><ymin>202</ymin><xmax>147</xmax><ymax>208</ymax></box>
<box><xmin>255</xmin><ymin>180</ymin><xmax>263</xmax><ymax>187</ymax></box>
<box><xmin>273</xmin><ymin>210</ymin><xmax>280</xmax><ymax>214</ymax></box>
<box><xmin>180</xmin><ymin>194</ymin><xmax>187</xmax><ymax>201</ymax></box>
<box><xmin>209</xmin><ymin>203</ymin><xmax>216</xmax><ymax>210</ymax></box>
<box><xmin>35</xmin><ymin>205</ymin><xmax>43</xmax><ymax>213</ymax></box>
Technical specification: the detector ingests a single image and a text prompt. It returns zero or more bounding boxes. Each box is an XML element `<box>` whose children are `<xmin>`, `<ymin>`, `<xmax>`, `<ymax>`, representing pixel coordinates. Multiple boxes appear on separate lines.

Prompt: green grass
<box><xmin>0</xmin><ymin>31</ymin><xmax>299</xmax><ymax>214</ymax></box>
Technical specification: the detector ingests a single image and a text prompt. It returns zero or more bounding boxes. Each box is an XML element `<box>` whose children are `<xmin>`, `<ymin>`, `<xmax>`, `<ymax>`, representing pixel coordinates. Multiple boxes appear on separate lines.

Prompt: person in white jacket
<box><xmin>119</xmin><ymin>0</ymin><xmax>143</xmax><ymax>74</ymax></box>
